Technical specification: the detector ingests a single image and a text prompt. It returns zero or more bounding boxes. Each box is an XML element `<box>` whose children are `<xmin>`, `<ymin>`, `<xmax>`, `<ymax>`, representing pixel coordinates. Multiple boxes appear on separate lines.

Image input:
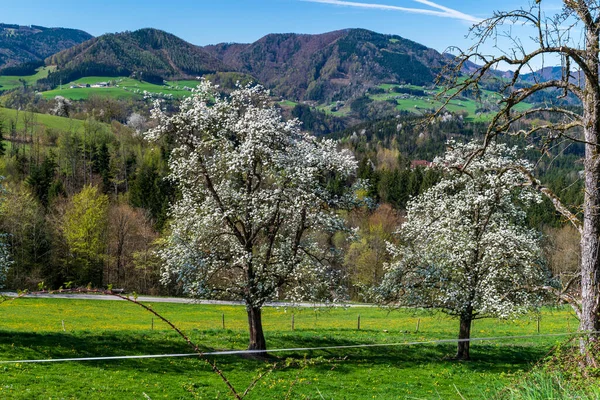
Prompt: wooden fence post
<box><xmin>291</xmin><ymin>313</ymin><xmax>295</xmax><ymax>331</ymax></box>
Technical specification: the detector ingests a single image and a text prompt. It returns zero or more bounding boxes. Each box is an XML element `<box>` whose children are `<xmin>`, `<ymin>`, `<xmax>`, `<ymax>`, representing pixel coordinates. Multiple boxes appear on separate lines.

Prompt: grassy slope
<box><xmin>0</xmin><ymin>298</ymin><xmax>578</xmax><ymax>399</ymax></box>
<box><xmin>279</xmin><ymin>100</ymin><xmax>298</xmax><ymax>108</ymax></box>
<box><xmin>0</xmin><ymin>107</ymin><xmax>89</xmax><ymax>132</ymax></box>
<box><xmin>371</xmin><ymin>84</ymin><xmax>532</xmax><ymax>122</ymax></box>
<box><xmin>0</xmin><ymin>66</ymin><xmax>55</xmax><ymax>92</ymax></box>
<box><xmin>39</xmin><ymin>77</ymin><xmax>199</xmax><ymax>100</ymax></box>
<box><xmin>2</xmin><ymin>70</ymin><xmax>532</xmax><ymax>123</ymax></box>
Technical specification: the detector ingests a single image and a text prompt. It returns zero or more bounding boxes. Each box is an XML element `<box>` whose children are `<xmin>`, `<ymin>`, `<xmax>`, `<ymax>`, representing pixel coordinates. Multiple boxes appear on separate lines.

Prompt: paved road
<box><xmin>0</xmin><ymin>292</ymin><xmax>373</xmax><ymax>308</ymax></box>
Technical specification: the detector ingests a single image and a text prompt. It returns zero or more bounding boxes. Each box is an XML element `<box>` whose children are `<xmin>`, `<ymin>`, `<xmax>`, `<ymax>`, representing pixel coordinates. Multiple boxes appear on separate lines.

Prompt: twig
<box><xmin>7</xmin><ymin>288</ymin><xmax>243</xmax><ymax>400</ymax></box>
<box><xmin>242</xmin><ymin>363</ymin><xmax>277</xmax><ymax>398</ymax></box>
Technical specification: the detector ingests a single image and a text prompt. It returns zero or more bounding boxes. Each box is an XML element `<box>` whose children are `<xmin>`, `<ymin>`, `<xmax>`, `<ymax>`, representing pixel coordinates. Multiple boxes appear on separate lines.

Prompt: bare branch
<box><xmin>515</xmin><ymin>165</ymin><xmax>583</xmax><ymax>233</ymax></box>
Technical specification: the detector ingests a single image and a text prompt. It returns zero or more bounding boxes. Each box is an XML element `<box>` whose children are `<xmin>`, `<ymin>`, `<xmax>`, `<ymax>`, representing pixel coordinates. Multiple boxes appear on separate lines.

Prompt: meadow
<box><xmin>39</xmin><ymin>77</ymin><xmax>200</xmax><ymax>100</ymax></box>
<box><xmin>0</xmin><ymin>297</ymin><xmax>581</xmax><ymax>399</ymax></box>
<box><xmin>0</xmin><ymin>67</ymin><xmax>55</xmax><ymax>92</ymax></box>
<box><xmin>0</xmin><ymin>107</ymin><xmax>91</xmax><ymax>132</ymax></box>
<box><xmin>340</xmin><ymin>83</ymin><xmax>532</xmax><ymax>122</ymax></box>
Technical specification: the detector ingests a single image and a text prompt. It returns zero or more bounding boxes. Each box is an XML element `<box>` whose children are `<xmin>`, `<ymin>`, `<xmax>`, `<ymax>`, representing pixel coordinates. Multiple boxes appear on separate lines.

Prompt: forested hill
<box><xmin>38</xmin><ymin>27</ymin><xmax>447</xmax><ymax>101</ymax></box>
<box><xmin>42</xmin><ymin>28</ymin><xmax>228</xmax><ymax>86</ymax></box>
<box><xmin>0</xmin><ymin>23</ymin><xmax>92</xmax><ymax>70</ymax></box>
<box><xmin>204</xmin><ymin>28</ymin><xmax>446</xmax><ymax>102</ymax></box>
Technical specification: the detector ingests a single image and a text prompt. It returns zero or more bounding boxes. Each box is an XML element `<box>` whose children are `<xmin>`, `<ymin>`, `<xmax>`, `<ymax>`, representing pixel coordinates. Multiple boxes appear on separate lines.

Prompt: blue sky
<box><xmin>3</xmin><ymin>0</ymin><xmax>562</xmax><ymax>55</ymax></box>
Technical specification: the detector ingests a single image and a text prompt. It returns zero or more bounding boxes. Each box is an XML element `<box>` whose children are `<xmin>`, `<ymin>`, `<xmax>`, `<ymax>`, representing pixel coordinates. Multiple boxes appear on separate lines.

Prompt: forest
<box><xmin>0</xmin><ymin>82</ymin><xmax>582</xmax><ymax>302</ymax></box>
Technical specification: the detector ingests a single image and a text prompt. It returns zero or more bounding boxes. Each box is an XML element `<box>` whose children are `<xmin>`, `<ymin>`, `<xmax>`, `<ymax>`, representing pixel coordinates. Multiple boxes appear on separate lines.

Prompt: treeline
<box><xmin>41</xmin><ymin>29</ymin><xmax>224</xmax><ymax>90</ymax></box>
<box><xmin>290</xmin><ymin>104</ymin><xmax>346</xmax><ymax>135</ymax></box>
<box><xmin>0</xmin><ymin>85</ymin><xmax>585</xmax><ymax>299</ymax></box>
<box><xmin>0</xmin><ymin>102</ymin><xmax>177</xmax><ymax>293</ymax></box>
<box><xmin>335</xmin><ymin>111</ymin><xmax>484</xmax><ymax>159</ymax></box>
<box><xmin>38</xmin><ymin>63</ymin><xmax>131</xmax><ymax>89</ymax></box>
<box><xmin>335</xmin><ymin>113</ymin><xmax>584</xmax><ymax>229</ymax></box>
<box><xmin>357</xmin><ymin>158</ymin><xmax>441</xmax><ymax>208</ymax></box>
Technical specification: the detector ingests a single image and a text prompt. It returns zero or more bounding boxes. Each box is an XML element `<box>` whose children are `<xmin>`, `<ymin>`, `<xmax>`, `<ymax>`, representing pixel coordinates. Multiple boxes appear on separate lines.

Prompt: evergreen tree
<box><xmin>0</xmin><ymin>117</ymin><xmax>6</xmax><ymax>157</ymax></box>
<box><xmin>26</xmin><ymin>156</ymin><xmax>57</xmax><ymax>208</ymax></box>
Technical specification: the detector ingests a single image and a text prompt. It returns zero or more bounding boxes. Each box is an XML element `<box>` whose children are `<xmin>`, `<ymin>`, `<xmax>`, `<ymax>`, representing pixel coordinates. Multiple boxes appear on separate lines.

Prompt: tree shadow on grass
<box><xmin>0</xmin><ymin>329</ymin><xmax>285</xmax><ymax>377</ymax></box>
<box><xmin>262</xmin><ymin>329</ymin><xmax>553</xmax><ymax>376</ymax></box>
<box><xmin>0</xmin><ymin>328</ymin><xmax>553</xmax><ymax>377</ymax></box>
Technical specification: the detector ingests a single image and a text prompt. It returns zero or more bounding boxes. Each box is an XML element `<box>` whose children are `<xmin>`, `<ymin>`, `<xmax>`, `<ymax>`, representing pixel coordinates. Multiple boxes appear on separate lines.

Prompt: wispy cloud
<box><xmin>303</xmin><ymin>0</ymin><xmax>481</xmax><ymax>23</ymax></box>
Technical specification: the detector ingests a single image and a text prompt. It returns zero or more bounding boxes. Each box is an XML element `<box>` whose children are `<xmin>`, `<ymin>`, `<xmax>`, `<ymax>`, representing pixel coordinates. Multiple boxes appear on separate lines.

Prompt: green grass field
<box><xmin>39</xmin><ymin>77</ymin><xmax>199</xmax><ymax>100</ymax></box>
<box><xmin>279</xmin><ymin>100</ymin><xmax>298</xmax><ymax>108</ymax></box>
<box><xmin>372</xmin><ymin>84</ymin><xmax>532</xmax><ymax>122</ymax></box>
<box><xmin>0</xmin><ymin>297</ymin><xmax>580</xmax><ymax>399</ymax></box>
<box><xmin>1</xmin><ymin>69</ymin><xmax>532</xmax><ymax>124</ymax></box>
<box><xmin>0</xmin><ymin>67</ymin><xmax>55</xmax><ymax>92</ymax></box>
<box><xmin>317</xmin><ymin>102</ymin><xmax>353</xmax><ymax>117</ymax></box>
<box><xmin>0</xmin><ymin>107</ymin><xmax>91</xmax><ymax>133</ymax></box>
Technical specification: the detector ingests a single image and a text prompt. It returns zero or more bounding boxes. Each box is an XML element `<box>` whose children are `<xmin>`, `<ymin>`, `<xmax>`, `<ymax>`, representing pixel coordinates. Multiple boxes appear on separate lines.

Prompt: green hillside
<box><xmin>0</xmin><ymin>66</ymin><xmax>55</xmax><ymax>91</ymax></box>
<box><xmin>0</xmin><ymin>106</ymin><xmax>93</xmax><ymax>132</ymax></box>
<box><xmin>318</xmin><ymin>83</ymin><xmax>532</xmax><ymax>121</ymax></box>
<box><xmin>39</xmin><ymin>76</ymin><xmax>200</xmax><ymax>100</ymax></box>
<box><xmin>0</xmin><ymin>23</ymin><xmax>92</xmax><ymax>69</ymax></box>
<box><xmin>41</xmin><ymin>28</ymin><xmax>227</xmax><ymax>88</ymax></box>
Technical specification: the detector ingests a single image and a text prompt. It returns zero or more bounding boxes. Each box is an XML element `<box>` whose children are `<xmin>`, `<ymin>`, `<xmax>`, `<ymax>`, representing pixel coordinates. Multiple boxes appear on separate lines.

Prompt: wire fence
<box><xmin>1</xmin><ymin>331</ymin><xmax>594</xmax><ymax>364</ymax></box>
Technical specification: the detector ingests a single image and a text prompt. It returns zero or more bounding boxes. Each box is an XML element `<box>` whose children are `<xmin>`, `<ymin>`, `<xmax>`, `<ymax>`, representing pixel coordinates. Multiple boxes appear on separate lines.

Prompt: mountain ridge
<box><xmin>40</xmin><ymin>27</ymin><xmax>447</xmax><ymax>101</ymax></box>
<box><xmin>0</xmin><ymin>23</ymin><xmax>92</xmax><ymax>70</ymax></box>
<box><xmin>203</xmin><ymin>28</ymin><xmax>446</xmax><ymax>101</ymax></box>
<box><xmin>41</xmin><ymin>28</ymin><xmax>228</xmax><ymax>86</ymax></box>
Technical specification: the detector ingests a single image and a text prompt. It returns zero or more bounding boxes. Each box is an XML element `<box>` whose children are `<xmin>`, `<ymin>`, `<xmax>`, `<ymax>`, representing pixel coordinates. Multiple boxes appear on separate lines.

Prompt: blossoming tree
<box><xmin>445</xmin><ymin>1</ymin><xmax>600</xmax><ymax>360</ymax></box>
<box><xmin>146</xmin><ymin>82</ymin><xmax>357</xmax><ymax>350</ymax></box>
<box><xmin>379</xmin><ymin>140</ymin><xmax>549</xmax><ymax>360</ymax></box>
<box><xmin>0</xmin><ymin>180</ymin><xmax>12</xmax><ymax>289</ymax></box>
<box><xmin>0</xmin><ymin>239</ymin><xmax>10</xmax><ymax>289</ymax></box>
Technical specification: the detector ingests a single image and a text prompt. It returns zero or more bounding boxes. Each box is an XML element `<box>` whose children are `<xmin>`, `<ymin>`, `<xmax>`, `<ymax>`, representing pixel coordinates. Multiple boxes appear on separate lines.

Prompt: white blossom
<box><xmin>51</xmin><ymin>96</ymin><xmax>72</xmax><ymax>117</ymax></box>
<box><xmin>0</xmin><ymin>237</ymin><xmax>11</xmax><ymax>289</ymax></box>
<box><xmin>146</xmin><ymin>81</ymin><xmax>358</xmax><ymax>309</ymax></box>
<box><xmin>126</xmin><ymin>113</ymin><xmax>147</xmax><ymax>133</ymax></box>
<box><xmin>379</xmin><ymin>140</ymin><xmax>550</xmax><ymax>320</ymax></box>
<box><xmin>0</xmin><ymin>180</ymin><xmax>11</xmax><ymax>288</ymax></box>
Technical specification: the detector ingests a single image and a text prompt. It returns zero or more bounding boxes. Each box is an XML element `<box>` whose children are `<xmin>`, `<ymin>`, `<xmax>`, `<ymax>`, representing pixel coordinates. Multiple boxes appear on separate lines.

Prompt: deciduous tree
<box><xmin>0</xmin><ymin>180</ymin><xmax>12</xmax><ymax>289</ymax></box>
<box><xmin>62</xmin><ymin>185</ymin><xmax>109</xmax><ymax>286</ymax></box>
<box><xmin>146</xmin><ymin>81</ymin><xmax>357</xmax><ymax>350</ymax></box>
<box><xmin>379</xmin><ymin>140</ymin><xmax>549</xmax><ymax>360</ymax></box>
<box><xmin>445</xmin><ymin>1</ymin><xmax>600</xmax><ymax>358</ymax></box>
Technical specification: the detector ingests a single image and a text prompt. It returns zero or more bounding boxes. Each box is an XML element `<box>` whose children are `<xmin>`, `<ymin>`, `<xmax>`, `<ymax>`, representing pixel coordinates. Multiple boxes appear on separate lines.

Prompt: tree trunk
<box><xmin>247</xmin><ymin>306</ymin><xmax>267</xmax><ymax>351</ymax></box>
<box><xmin>579</xmin><ymin>30</ymin><xmax>600</xmax><ymax>360</ymax></box>
<box><xmin>580</xmin><ymin>138</ymin><xmax>600</xmax><ymax>357</ymax></box>
<box><xmin>455</xmin><ymin>314</ymin><xmax>472</xmax><ymax>360</ymax></box>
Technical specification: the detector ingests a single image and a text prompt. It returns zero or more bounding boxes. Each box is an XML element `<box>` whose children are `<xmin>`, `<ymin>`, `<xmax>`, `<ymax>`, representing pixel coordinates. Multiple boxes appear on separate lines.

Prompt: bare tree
<box><xmin>444</xmin><ymin>1</ymin><xmax>600</xmax><ymax>359</ymax></box>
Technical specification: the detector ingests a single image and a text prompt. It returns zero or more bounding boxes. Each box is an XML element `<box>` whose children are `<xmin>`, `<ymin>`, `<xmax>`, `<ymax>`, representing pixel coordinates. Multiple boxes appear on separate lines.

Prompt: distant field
<box><xmin>371</xmin><ymin>83</ymin><xmax>532</xmax><ymax>121</ymax></box>
<box><xmin>278</xmin><ymin>100</ymin><xmax>298</xmax><ymax>108</ymax></box>
<box><xmin>39</xmin><ymin>76</ymin><xmax>198</xmax><ymax>100</ymax></box>
<box><xmin>314</xmin><ymin>83</ymin><xmax>533</xmax><ymax>121</ymax></box>
<box><xmin>169</xmin><ymin>79</ymin><xmax>202</xmax><ymax>88</ymax></box>
<box><xmin>0</xmin><ymin>66</ymin><xmax>55</xmax><ymax>92</ymax></box>
<box><xmin>41</xmin><ymin>87</ymin><xmax>138</xmax><ymax>100</ymax></box>
<box><xmin>317</xmin><ymin>101</ymin><xmax>352</xmax><ymax>117</ymax></box>
<box><xmin>0</xmin><ymin>297</ymin><xmax>580</xmax><ymax>399</ymax></box>
<box><xmin>0</xmin><ymin>107</ymin><xmax>90</xmax><ymax>132</ymax></box>
<box><xmin>1</xmin><ymin>70</ymin><xmax>534</xmax><ymax>123</ymax></box>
